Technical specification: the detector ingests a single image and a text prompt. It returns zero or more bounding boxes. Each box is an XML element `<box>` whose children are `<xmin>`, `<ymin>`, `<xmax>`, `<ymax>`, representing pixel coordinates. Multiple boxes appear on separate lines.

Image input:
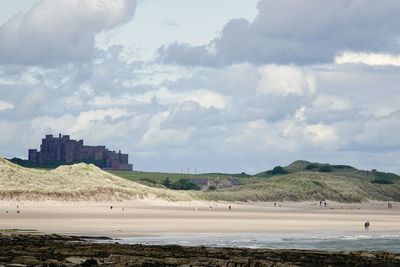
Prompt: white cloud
<box><xmin>335</xmin><ymin>52</ymin><xmax>400</xmax><ymax>66</ymax></box>
<box><xmin>356</xmin><ymin>113</ymin><xmax>400</xmax><ymax>146</ymax></box>
<box><xmin>0</xmin><ymin>0</ymin><xmax>137</xmax><ymax>65</ymax></box>
<box><xmin>90</xmin><ymin>87</ymin><xmax>229</xmax><ymax>110</ymax></box>
<box><xmin>140</xmin><ymin>111</ymin><xmax>191</xmax><ymax>147</ymax></box>
<box><xmin>304</xmin><ymin>124</ymin><xmax>338</xmax><ymax>145</ymax></box>
<box><xmin>220</xmin><ymin>119</ymin><xmax>296</xmax><ymax>154</ymax></box>
<box><xmin>159</xmin><ymin>0</ymin><xmax>400</xmax><ymax>66</ymax></box>
<box><xmin>70</xmin><ymin>108</ymin><xmax>129</xmax><ymax>133</ymax></box>
<box><xmin>184</xmin><ymin>90</ymin><xmax>228</xmax><ymax>109</ymax></box>
<box><xmin>257</xmin><ymin>65</ymin><xmax>316</xmax><ymax>96</ymax></box>
<box><xmin>30</xmin><ymin>108</ymin><xmax>129</xmax><ymax>135</ymax></box>
<box><xmin>312</xmin><ymin>95</ymin><xmax>351</xmax><ymax>111</ymax></box>
<box><xmin>0</xmin><ymin>100</ymin><xmax>14</xmax><ymax>111</ymax></box>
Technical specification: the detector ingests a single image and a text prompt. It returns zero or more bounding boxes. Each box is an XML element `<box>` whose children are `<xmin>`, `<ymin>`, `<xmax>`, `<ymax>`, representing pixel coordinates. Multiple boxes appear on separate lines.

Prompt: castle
<box><xmin>28</xmin><ymin>134</ymin><xmax>133</xmax><ymax>171</ymax></box>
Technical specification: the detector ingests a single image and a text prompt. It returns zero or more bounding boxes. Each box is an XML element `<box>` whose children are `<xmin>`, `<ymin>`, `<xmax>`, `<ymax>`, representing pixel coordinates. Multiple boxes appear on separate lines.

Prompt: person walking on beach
<box><xmin>364</xmin><ymin>221</ymin><xmax>370</xmax><ymax>230</ymax></box>
<box><xmin>228</xmin><ymin>205</ymin><xmax>231</xmax><ymax>211</ymax></box>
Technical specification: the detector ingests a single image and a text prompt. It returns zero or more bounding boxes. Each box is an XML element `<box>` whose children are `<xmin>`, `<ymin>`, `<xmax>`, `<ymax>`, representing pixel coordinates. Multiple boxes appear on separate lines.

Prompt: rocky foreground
<box><xmin>0</xmin><ymin>234</ymin><xmax>399</xmax><ymax>266</ymax></box>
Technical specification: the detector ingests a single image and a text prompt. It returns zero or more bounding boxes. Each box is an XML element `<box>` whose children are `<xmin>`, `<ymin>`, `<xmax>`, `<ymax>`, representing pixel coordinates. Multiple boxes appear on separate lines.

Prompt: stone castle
<box><xmin>28</xmin><ymin>134</ymin><xmax>133</xmax><ymax>171</ymax></box>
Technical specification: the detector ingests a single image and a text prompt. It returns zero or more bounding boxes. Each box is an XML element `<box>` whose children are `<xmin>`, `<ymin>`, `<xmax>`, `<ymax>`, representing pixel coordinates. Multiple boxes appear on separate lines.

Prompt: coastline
<box><xmin>1</xmin><ymin>233</ymin><xmax>399</xmax><ymax>266</ymax></box>
<box><xmin>1</xmin><ymin>200</ymin><xmax>399</xmax><ymax>265</ymax></box>
<box><xmin>1</xmin><ymin>200</ymin><xmax>399</xmax><ymax>237</ymax></box>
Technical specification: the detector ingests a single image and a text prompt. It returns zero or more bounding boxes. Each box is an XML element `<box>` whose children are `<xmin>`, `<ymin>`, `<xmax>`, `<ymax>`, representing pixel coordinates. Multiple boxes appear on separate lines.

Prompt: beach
<box><xmin>1</xmin><ymin>200</ymin><xmax>400</xmax><ymax>266</ymax></box>
<box><xmin>1</xmin><ymin>200</ymin><xmax>399</xmax><ymax>237</ymax></box>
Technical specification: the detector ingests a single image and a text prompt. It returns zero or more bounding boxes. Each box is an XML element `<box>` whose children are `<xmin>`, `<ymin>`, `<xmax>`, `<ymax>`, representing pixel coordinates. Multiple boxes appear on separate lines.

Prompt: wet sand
<box><xmin>0</xmin><ymin>200</ymin><xmax>399</xmax><ymax>237</ymax></box>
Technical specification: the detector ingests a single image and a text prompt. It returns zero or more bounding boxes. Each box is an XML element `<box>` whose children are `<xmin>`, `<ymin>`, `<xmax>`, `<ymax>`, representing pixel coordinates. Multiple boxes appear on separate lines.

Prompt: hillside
<box><xmin>1</xmin><ymin>158</ymin><xmax>399</xmax><ymax>202</ymax></box>
<box><xmin>256</xmin><ymin>160</ymin><xmax>399</xmax><ymax>183</ymax></box>
<box><xmin>201</xmin><ymin>171</ymin><xmax>400</xmax><ymax>202</ymax></box>
<box><xmin>0</xmin><ymin>158</ymin><xmax>191</xmax><ymax>201</ymax></box>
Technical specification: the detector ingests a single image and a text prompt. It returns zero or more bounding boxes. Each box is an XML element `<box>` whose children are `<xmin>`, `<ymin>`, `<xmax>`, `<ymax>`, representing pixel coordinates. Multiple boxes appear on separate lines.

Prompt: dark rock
<box><xmin>0</xmin><ymin>234</ymin><xmax>399</xmax><ymax>267</ymax></box>
<box><xmin>80</xmin><ymin>258</ymin><xmax>98</xmax><ymax>266</ymax></box>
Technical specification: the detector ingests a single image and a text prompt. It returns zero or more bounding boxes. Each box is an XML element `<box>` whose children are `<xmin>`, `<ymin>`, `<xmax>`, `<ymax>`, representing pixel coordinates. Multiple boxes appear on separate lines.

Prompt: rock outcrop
<box><xmin>0</xmin><ymin>234</ymin><xmax>399</xmax><ymax>266</ymax></box>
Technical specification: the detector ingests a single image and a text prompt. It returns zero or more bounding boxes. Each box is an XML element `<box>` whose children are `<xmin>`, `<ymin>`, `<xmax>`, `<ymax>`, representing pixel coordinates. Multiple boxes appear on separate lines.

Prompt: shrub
<box><xmin>331</xmin><ymin>164</ymin><xmax>353</xmax><ymax>169</ymax></box>
<box><xmin>319</xmin><ymin>165</ymin><xmax>332</xmax><ymax>172</ymax></box>
<box><xmin>139</xmin><ymin>178</ymin><xmax>157</xmax><ymax>184</ymax></box>
<box><xmin>305</xmin><ymin>163</ymin><xmax>319</xmax><ymax>170</ymax></box>
<box><xmin>171</xmin><ymin>179</ymin><xmax>200</xmax><ymax>190</ymax></box>
<box><xmin>162</xmin><ymin>177</ymin><xmax>171</xmax><ymax>188</ymax></box>
<box><xmin>268</xmin><ymin>166</ymin><xmax>289</xmax><ymax>175</ymax></box>
<box><xmin>371</xmin><ymin>178</ymin><xmax>395</xmax><ymax>184</ymax></box>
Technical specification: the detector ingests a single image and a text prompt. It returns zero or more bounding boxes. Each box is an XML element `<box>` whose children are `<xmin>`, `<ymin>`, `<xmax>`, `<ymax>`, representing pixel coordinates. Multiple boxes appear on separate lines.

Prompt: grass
<box><xmin>107</xmin><ymin>168</ymin><xmax>400</xmax><ymax>203</ymax></box>
<box><xmin>2</xmin><ymin>158</ymin><xmax>400</xmax><ymax>202</ymax></box>
<box><xmin>197</xmin><ymin>172</ymin><xmax>400</xmax><ymax>202</ymax></box>
<box><xmin>0</xmin><ymin>229</ymin><xmax>38</xmax><ymax>233</ymax></box>
<box><xmin>107</xmin><ymin>170</ymin><xmax>252</xmax><ymax>186</ymax></box>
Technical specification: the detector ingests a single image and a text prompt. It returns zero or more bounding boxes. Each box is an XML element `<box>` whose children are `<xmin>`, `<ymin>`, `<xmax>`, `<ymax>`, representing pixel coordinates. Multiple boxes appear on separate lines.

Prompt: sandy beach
<box><xmin>0</xmin><ymin>200</ymin><xmax>399</xmax><ymax>237</ymax></box>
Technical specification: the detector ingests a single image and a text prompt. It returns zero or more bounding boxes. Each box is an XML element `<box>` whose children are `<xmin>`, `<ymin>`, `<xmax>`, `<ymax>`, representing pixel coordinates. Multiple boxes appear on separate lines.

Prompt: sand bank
<box><xmin>0</xmin><ymin>200</ymin><xmax>399</xmax><ymax>237</ymax></box>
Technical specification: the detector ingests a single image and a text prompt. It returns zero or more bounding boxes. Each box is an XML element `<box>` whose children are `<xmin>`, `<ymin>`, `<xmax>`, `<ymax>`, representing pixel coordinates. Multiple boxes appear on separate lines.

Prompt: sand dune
<box><xmin>0</xmin><ymin>158</ymin><xmax>191</xmax><ymax>201</ymax></box>
<box><xmin>2</xmin><ymin>158</ymin><xmax>399</xmax><ymax>203</ymax></box>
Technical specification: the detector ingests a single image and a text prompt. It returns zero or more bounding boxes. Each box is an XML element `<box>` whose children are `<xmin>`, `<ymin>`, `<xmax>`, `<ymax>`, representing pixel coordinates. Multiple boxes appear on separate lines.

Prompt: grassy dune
<box><xmin>1</xmin><ymin>158</ymin><xmax>399</xmax><ymax>202</ymax></box>
<box><xmin>0</xmin><ymin>158</ymin><xmax>192</xmax><ymax>201</ymax></box>
<box><xmin>108</xmin><ymin>170</ymin><xmax>249</xmax><ymax>186</ymax></box>
<box><xmin>200</xmin><ymin>172</ymin><xmax>400</xmax><ymax>202</ymax></box>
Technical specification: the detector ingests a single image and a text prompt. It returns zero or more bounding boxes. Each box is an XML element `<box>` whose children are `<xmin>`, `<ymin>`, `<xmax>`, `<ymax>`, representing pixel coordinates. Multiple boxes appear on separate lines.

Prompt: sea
<box><xmin>103</xmin><ymin>232</ymin><xmax>400</xmax><ymax>253</ymax></box>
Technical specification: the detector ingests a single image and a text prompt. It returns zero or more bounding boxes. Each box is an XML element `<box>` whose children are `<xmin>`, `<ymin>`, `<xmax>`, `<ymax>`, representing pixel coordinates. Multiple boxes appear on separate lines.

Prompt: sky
<box><xmin>0</xmin><ymin>0</ymin><xmax>399</xmax><ymax>174</ymax></box>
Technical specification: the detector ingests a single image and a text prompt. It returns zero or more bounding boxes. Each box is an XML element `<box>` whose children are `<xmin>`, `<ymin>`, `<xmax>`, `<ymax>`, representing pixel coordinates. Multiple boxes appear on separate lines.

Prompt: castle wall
<box><xmin>65</xmin><ymin>142</ymin><xmax>76</xmax><ymax>163</ymax></box>
<box><xmin>28</xmin><ymin>149</ymin><xmax>39</xmax><ymax>163</ymax></box>
<box><xmin>28</xmin><ymin>134</ymin><xmax>132</xmax><ymax>170</ymax></box>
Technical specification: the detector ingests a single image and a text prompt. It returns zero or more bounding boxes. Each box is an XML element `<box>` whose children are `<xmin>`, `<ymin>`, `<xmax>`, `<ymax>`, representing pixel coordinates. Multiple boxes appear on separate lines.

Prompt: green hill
<box><xmin>108</xmin><ymin>160</ymin><xmax>400</xmax><ymax>202</ymax></box>
<box><xmin>256</xmin><ymin>160</ymin><xmax>395</xmax><ymax>181</ymax></box>
<box><xmin>201</xmin><ymin>171</ymin><xmax>400</xmax><ymax>202</ymax></box>
<box><xmin>3</xmin><ymin>158</ymin><xmax>400</xmax><ymax>202</ymax></box>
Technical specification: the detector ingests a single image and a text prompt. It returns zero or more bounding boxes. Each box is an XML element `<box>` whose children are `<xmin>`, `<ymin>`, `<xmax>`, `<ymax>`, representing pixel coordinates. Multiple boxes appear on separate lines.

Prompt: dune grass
<box><xmin>107</xmin><ymin>170</ymin><xmax>251</xmax><ymax>186</ymax></box>
<box><xmin>196</xmin><ymin>172</ymin><xmax>400</xmax><ymax>202</ymax></box>
<box><xmin>1</xmin><ymin>158</ymin><xmax>399</xmax><ymax>202</ymax></box>
<box><xmin>0</xmin><ymin>158</ymin><xmax>193</xmax><ymax>201</ymax></box>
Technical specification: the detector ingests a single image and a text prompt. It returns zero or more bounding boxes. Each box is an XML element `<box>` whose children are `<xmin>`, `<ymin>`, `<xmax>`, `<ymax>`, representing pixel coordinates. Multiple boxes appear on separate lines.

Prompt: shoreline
<box><xmin>1</xmin><ymin>201</ymin><xmax>399</xmax><ymax>265</ymax></box>
<box><xmin>0</xmin><ymin>233</ymin><xmax>399</xmax><ymax>266</ymax></box>
<box><xmin>1</xmin><ymin>200</ymin><xmax>399</xmax><ymax>237</ymax></box>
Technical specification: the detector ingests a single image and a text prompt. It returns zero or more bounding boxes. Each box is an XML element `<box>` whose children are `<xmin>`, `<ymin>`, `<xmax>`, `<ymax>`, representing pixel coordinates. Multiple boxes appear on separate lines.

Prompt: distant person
<box><xmin>274</xmin><ymin>202</ymin><xmax>277</xmax><ymax>207</ymax></box>
<box><xmin>364</xmin><ymin>221</ymin><xmax>370</xmax><ymax>230</ymax></box>
<box><xmin>324</xmin><ymin>202</ymin><xmax>327</xmax><ymax>207</ymax></box>
<box><xmin>320</xmin><ymin>201</ymin><xmax>322</xmax><ymax>206</ymax></box>
<box><xmin>122</xmin><ymin>208</ymin><xmax>124</xmax><ymax>211</ymax></box>
<box><xmin>209</xmin><ymin>205</ymin><xmax>212</xmax><ymax>211</ymax></box>
<box><xmin>110</xmin><ymin>205</ymin><xmax>113</xmax><ymax>210</ymax></box>
<box><xmin>228</xmin><ymin>205</ymin><xmax>231</xmax><ymax>211</ymax></box>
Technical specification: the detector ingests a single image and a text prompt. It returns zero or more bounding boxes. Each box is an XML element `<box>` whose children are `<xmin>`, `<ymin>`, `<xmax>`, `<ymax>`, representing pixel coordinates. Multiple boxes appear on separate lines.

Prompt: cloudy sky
<box><xmin>1</xmin><ymin>0</ymin><xmax>399</xmax><ymax>174</ymax></box>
